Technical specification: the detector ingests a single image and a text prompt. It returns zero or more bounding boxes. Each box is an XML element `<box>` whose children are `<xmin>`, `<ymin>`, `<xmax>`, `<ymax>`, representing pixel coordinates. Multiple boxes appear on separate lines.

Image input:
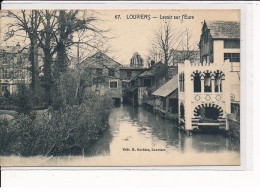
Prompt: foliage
<box><xmin>13</xmin><ymin>83</ymin><xmax>33</xmax><ymax>115</ymax></box>
<box><xmin>0</xmin><ymin>93</ymin><xmax>113</xmax><ymax>156</ymax></box>
<box><xmin>3</xmin><ymin>10</ymin><xmax>108</xmax><ymax>107</ymax></box>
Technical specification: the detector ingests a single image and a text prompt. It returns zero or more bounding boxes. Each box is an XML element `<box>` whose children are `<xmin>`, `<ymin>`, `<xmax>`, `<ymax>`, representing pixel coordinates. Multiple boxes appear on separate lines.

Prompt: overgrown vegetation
<box><xmin>0</xmin><ymin>10</ymin><xmax>114</xmax><ymax>157</ymax></box>
<box><xmin>0</xmin><ymin>92</ymin><xmax>113</xmax><ymax>156</ymax></box>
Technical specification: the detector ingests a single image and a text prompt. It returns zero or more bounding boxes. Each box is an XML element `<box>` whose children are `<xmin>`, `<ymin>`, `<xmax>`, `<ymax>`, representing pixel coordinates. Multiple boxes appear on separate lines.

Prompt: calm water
<box><xmin>1</xmin><ymin>104</ymin><xmax>240</xmax><ymax>166</ymax></box>
<box><xmin>79</xmin><ymin>104</ymin><xmax>240</xmax><ymax>166</ymax></box>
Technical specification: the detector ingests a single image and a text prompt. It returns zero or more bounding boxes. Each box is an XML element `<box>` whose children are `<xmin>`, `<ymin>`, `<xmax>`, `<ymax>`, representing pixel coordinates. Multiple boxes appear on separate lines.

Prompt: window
<box><xmin>204</xmin><ymin>73</ymin><xmax>211</xmax><ymax>92</ymax></box>
<box><xmin>1</xmin><ymin>69</ymin><xmax>10</xmax><ymax>79</ymax></box>
<box><xmin>108</xmin><ymin>69</ymin><xmax>115</xmax><ymax>76</ymax></box>
<box><xmin>143</xmin><ymin>78</ymin><xmax>151</xmax><ymax>87</ymax></box>
<box><xmin>180</xmin><ymin>103</ymin><xmax>185</xmax><ymax>119</ymax></box>
<box><xmin>96</xmin><ymin>69</ymin><xmax>103</xmax><ymax>75</ymax></box>
<box><xmin>15</xmin><ymin>69</ymin><xmax>23</xmax><ymax>79</ymax></box>
<box><xmin>224</xmin><ymin>40</ymin><xmax>240</xmax><ymax>48</ymax></box>
<box><xmin>2</xmin><ymin>53</ymin><xmax>8</xmax><ymax>63</ymax></box>
<box><xmin>179</xmin><ymin>73</ymin><xmax>185</xmax><ymax>92</ymax></box>
<box><xmin>224</xmin><ymin>53</ymin><xmax>240</xmax><ymax>62</ymax></box>
<box><xmin>17</xmin><ymin>56</ymin><xmax>23</xmax><ymax>65</ymax></box>
<box><xmin>127</xmin><ymin>71</ymin><xmax>132</xmax><ymax>79</ymax></box>
<box><xmin>194</xmin><ymin>73</ymin><xmax>201</xmax><ymax>92</ymax></box>
<box><xmin>109</xmin><ymin>81</ymin><xmax>118</xmax><ymax>89</ymax></box>
<box><xmin>214</xmin><ymin>73</ymin><xmax>223</xmax><ymax>92</ymax></box>
<box><xmin>0</xmin><ymin>83</ymin><xmax>9</xmax><ymax>93</ymax></box>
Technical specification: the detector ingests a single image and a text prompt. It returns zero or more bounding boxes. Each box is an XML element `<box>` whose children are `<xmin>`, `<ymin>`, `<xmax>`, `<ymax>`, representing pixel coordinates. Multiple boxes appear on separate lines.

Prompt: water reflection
<box><xmin>0</xmin><ymin>104</ymin><xmax>240</xmax><ymax>166</ymax></box>
<box><xmin>88</xmin><ymin>104</ymin><xmax>239</xmax><ymax>157</ymax></box>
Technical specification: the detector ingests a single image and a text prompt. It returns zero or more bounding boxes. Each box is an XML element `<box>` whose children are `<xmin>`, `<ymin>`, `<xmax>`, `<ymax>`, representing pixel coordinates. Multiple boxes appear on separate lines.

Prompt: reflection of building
<box><xmin>80</xmin><ymin>52</ymin><xmax>123</xmax><ymax>103</ymax></box>
<box><xmin>130</xmin><ymin>52</ymin><xmax>144</xmax><ymax>68</ymax></box>
<box><xmin>0</xmin><ymin>44</ymin><xmax>31</xmax><ymax>96</ymax></box>
<box><xmin>179</xmin><ymin>20</ymin><xmax>240</xmax><ymax>132</ymax></box>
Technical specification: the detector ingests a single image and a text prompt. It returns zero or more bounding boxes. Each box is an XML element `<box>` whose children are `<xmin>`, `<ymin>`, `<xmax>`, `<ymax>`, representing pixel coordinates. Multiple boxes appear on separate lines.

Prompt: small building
<box><xmin>80</xmin><ymin>52</ymin><xmax>123</xmax><ymax>103</ymax></box>
<box><xmin>152</xmin><ymin>75</ymin><xmax>178</xmax><ymax>119</ymax></box>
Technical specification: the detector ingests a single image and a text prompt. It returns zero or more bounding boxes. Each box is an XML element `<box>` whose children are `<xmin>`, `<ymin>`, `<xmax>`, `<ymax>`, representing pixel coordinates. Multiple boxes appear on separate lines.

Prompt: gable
<box><xmin>81</xmin><ymin>52</ymin><xmax>122</xmax><ymax>69</ymax></box>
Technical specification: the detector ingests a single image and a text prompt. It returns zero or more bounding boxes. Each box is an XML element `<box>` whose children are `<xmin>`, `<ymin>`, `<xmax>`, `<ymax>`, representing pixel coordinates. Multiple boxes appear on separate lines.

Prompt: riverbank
<box><xmin>0</xmin><ymin>105</ymin><xmax>240</xmax><ymax>166</ymax></box>
<box><xmin>0</xmin><ymin>94</ymin><xmax>113</xmax><ymax>157</ymax></box>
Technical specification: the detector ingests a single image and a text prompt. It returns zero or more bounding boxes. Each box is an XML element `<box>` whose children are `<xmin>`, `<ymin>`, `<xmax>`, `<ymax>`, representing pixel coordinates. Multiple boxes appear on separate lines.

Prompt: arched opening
<box><xmin>214</xmin><ymin>73</ymin><xmax>223</xmax><ymax>92</ymax></box>
<box><xmin>198</xmin><ymin>107</ymin><xmax>220</xmax><ymax>121</ymax></box>
<box><xmin>204</xmin><ymin>73</ymin><xmax>211</xmax><ymax>92</ymax></box>
<box><xmin>180</xmin><ymin>103</ymin><xmax>185</xmax><ymax>119</ymax></box>
<box><xmin>193</xmin><ymin>73</ymin><xmax>201</xmax><ymax>92</ymax></box>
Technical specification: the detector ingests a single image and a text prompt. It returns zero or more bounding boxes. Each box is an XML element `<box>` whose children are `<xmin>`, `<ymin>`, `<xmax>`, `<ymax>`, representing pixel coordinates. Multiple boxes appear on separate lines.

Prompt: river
<box><xmin>1</xmin><ymin>104</ymin><xmax>240</xmax><ymax>166</ymax></box>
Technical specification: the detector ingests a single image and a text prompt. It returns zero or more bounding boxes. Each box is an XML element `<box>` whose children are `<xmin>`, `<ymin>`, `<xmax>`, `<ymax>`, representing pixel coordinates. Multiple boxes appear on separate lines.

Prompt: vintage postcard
<box><xmin>0</xmin><ymin>9</ymin><xmax>240</xmax><ymax>166</ymax></box>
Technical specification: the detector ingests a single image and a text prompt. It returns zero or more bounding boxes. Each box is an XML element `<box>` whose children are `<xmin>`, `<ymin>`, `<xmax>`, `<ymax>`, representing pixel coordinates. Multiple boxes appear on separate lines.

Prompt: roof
<box><xmin>206</xmin><ymin>20</ymin><xmax>240</xmax><ymax>39</ymax></box>
<box><xmin>128</xmin><ymin>61</ymin><xmax>165</xmax><ymax>82</ymax></box>
<box><xmin>120</xmin><ymin>66</ymin><xmax>148</xmax><ymax>70</ymax></box>
<box><xmin>81</xmin><ymin>51</ymin><xmax>122</xmax><ymax>69</ymax></box>
<box><xmin>104</xmin><ymin>89</ymin><xmax>122</xmax><ymax>98</ymax></box>
<box><xmin>138</xmin><ymin>69</ymin><xmax>154</xmax><ymax>77</ymax></box>
<box><xmin>152</xmin><ymin>75</ymin><xmax>178</xmax><ymax>97</ymax></box>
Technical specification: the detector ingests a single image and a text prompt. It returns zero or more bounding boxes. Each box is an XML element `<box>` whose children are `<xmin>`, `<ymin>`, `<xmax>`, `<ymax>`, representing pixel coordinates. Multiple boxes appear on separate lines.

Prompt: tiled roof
<box><xmin>152</xmin><ymin>75</ymin><xmax>178</xmax><ymax>97</ymax></box>
<box><xmin>206</xmin><ymin>21</ymin><xmax>240</xmax><ymax>39</ymax></box>
<box><xmin>81</xmin><ymin>51</ymin><xmax>122</xmax><ymax>69</ymax></box>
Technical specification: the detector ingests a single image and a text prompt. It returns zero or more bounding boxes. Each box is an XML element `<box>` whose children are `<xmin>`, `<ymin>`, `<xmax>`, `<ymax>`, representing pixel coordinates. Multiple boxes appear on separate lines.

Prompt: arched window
<box><xmin>194</xmin><ymin>73</ymin><xmax>201</xmax><ymax>92</ymax></box>
<box><xmin>180</xmin><ymin>103</ymin><xmax>185</xmax><ymax>119</ymax></box>
<box><xmin>204</xmin><ymin>73</ymin><xmax>211</xmax><ymax>92</ymax></box>
<box><xmin>214</xmin><ymin>73</ymin><xmax>223</xmax><ymax>92</ymax></box>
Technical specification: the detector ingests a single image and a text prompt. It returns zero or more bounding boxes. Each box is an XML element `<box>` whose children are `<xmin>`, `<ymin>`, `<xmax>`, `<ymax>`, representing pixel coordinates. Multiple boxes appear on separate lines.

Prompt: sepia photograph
<box><xmin>0</xmin><ymin>9</ymin><xmax>240</xmax><ymax>166</ymax></box>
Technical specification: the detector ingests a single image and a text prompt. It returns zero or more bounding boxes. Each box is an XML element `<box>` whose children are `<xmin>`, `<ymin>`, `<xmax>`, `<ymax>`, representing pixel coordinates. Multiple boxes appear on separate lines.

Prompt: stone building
<box><xmin>179</xmin><ymin>20</ymin><xmax>240</xmax><ymax>132</ymax></box>
<box><xmin>0</xmin><ymin>44</ymin><xmax>31</xmax><ymax>96</ymax></box>
<box><xmin>80</xmin><ymin>51</ymin><xmax>123</xmax><ymax>104</ymax></box>
<box><xmin>130</xmin><ymin>52</ymin><xmax>144</xmax><ymax>68</ymax></box>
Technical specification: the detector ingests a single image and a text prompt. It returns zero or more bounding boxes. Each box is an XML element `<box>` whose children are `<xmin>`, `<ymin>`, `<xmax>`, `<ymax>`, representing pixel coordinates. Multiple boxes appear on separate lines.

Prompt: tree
<box><xmin>2</xmin><ymin>10</ymin><xmax>109</xmax><ymax>107</ymax></box>
<box><xmin>147</xmin><ymin>22</ymin><xmax>200</xmax><ymax>81</ymax></box>
<box><xmin>148</xmin><ymin>22</ymin><xmax>183</xmax><ymax>81</ymax></box>
<box><xmin>176</xmin><ymin>27</ymin><xmax>199</xmax><ymax>64</ymax></box>
<box><xmin>3</xmin><ymin>10</ymin><xmax>41</xmax><ymax>99</ymax></box>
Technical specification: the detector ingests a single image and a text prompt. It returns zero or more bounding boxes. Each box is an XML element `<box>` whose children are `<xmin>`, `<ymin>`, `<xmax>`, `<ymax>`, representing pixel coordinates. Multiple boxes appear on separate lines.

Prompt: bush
<box><xmin>13</xmin><ymin>83</ymin><xmax>33</xmax><ymax>114</ymax></box>
<box><xmin>0</xmin><ymin>93</ymin><xmax>113</xmax><ymax>156</ymax></box>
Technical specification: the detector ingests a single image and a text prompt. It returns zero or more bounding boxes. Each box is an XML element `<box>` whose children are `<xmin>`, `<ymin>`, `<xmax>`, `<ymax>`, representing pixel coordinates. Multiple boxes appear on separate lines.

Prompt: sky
<box><xmin>97</xmin><ymin>9</ymin><xmax>240</xmax><ymax>66</ymax></box>
<box><xmin>0</xmin><ymin>9</ymin><xmax>240</xmax><ymax>66</ymax></box>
